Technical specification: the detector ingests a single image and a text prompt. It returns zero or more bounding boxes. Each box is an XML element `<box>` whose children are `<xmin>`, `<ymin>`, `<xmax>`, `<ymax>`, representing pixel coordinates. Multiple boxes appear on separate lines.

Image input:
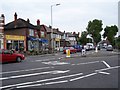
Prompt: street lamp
<box><xmin>51</xmin><ymin>3</ymin><xmax>60</xmax><ymax>53</ymax></box>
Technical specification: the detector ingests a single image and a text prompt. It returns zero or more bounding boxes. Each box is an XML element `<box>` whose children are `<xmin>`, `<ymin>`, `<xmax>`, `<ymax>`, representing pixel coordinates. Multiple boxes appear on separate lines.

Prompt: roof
<box><xmin>43</xmin><ymin>25</ymin><xmax>51</xmax><ymax>33</ymax></box>
<box><xmin>4</xmin><ymin>18</ymin><xmax>37</xmax><ymax>30</ymax></box>
<box><xmin>66</xmin><ymin>32</ymin><xmax>75</xmax><ymax>37</ymax></box>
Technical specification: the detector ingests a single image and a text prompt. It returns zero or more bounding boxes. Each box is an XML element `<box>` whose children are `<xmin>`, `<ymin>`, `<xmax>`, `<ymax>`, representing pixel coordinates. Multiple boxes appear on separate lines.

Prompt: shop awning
<box><xmin>39</xmin><ymin>38</ymin><xmax>48</xmax><ymax>43</ymax></box>
<box><xmin>28</xmin><ymin>37</ymin><xmax>38</xmax><ymax>41</ymax></box>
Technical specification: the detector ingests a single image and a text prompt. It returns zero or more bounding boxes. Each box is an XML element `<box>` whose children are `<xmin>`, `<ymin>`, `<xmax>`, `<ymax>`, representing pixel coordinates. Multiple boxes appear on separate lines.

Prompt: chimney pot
<box><xmin>37</xmin><ymin>19</ymin><xmax>40</xmax><ymax>25</ymax></box>
<box><xmin>14</xmin><ymin>12</ymin><xmax>17</xmax><ymax>21</ymax></box>
<box><xmin>27</xmin><ymin>18</ymin><xmax>30</xmax><ymax>23</ymax></box>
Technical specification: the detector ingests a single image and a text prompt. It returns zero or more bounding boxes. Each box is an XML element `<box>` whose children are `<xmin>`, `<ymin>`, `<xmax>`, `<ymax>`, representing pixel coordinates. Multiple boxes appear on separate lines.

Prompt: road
<box><xmin>0</xmin><ymin>50</ymin><xmax>120</xmax><ymax>89</ymax></box>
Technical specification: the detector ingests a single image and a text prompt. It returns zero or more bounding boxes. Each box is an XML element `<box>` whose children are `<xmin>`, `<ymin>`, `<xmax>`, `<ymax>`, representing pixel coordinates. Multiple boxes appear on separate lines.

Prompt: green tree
<box><xmin>79</xmin><ymin>31</ymin><xmax>88</xmax><ymax>45</ymax></box>
<box><xmin>116</xmin><ymin>36</ymin><xmax>120</xmax><ymax>49</ymax></box>
<box><xmin>86</xmin><ymin>19</ymin><xmax>103</xmax><ymax>45</ymax></box>
<box><xmin>103</xmin><ymin>25</ymin><xmax>118</xmax><ymax>46</ymax></box>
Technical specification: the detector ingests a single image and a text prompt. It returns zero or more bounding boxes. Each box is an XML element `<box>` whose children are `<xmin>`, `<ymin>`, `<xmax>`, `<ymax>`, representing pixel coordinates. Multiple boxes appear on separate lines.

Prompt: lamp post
<box><xmin>51</xmin><ymin>3</ymin><xmax>60</xmax><ymax>53</ymax></box>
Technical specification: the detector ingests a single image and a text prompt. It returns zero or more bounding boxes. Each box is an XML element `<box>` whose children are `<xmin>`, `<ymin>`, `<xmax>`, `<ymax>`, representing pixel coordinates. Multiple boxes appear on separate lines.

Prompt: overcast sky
<box><xmin>0</xmin><ymin>0</ymin><xmax>119</xmax><ymax>33</ymax></box>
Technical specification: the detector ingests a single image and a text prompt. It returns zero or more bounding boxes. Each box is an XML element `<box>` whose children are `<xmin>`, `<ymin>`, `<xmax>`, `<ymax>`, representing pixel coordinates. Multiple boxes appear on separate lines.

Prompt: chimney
<box><xmin>1</xmin><ymin>14</ymin><xmax>5</xmax><ymax>24</ymax></box>
<box><xmin>14</xmin><ymin>12</ymin><xmax>17</xmax><ymax>28</ymax></box>
<box><xmin>14</xmin><ymin>12</ymin><xmax>17</xmax><ymax>21</ymax></box>
<box><xmin>0</xmin><ymin>14</ymin><xmax>5</xmax><ymax>32</ymax></box>
<box><xmin>37</xmin><ymin>19</ymin><xmax>40</xmax><ymax>25</ymax></box>
<box><xmin>27</xmin><ymin>18</ymin><xmax>30</xmax><ymax>23</ymax></box>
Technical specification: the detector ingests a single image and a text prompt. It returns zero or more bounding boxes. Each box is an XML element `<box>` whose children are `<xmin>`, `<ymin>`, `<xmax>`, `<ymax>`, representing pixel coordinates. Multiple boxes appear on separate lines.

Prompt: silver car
<box><xmin>106</xmin><ymin>45</ymin><xmax>113</xmax><ymax>51</ymax></box>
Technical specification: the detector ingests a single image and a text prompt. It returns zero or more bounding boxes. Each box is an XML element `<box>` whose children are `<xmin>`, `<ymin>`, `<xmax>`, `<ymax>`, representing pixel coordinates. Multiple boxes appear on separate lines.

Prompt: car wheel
<box><xmin>16</xmin><ymin>57</ymin><xmax>22</xmax><ymax>62</ymax></box>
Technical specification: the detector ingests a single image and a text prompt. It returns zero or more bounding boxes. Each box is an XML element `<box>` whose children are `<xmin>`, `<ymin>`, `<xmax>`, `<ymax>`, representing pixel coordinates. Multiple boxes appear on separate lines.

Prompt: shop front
<box><xmin>39</xmin><ymin>38</ymin><xmax>48</xmax><ymax>52</ymax></box>
<box><xmin>0</xmin><ymin>33</ymin><xmax>4</xmax><ymax>49</ymax></box>
<box><xmin>4</xmin><ymin>35</ymin><xmax>26</xmax><ymax>51</ymax></box>
<box><xmin>55</xmin><ymin>38</ymin><xmax>60</xmax><ymax>51</ymax></box>
<box><xmin>27</xmin><ymin>36</ymin><xmax>39</xmax><ymax>52</ymax></box>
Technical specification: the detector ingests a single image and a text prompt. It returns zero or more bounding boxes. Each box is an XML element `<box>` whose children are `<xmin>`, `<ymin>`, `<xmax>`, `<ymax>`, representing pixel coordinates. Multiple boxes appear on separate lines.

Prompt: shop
<box><xmin>4</xmin><ymin>35</ymin><xmax>26</xmax><ymax>51</ymax></box>
<box><xmin>55</xmin><ymin>38</ymin><xmax>60</xmax><ymax>51</ymax></box>
<box><xmin>0</xmin><ymin>33</ymin><xmax>4</xmax><ymax>49</ymax></box>
<box><xmin>27</xmin><ymin>36</ymin><xmax>39</xmax><ymax>52</ymax></box>
<box><xmin>39</xmin><ymin>38</ymin><xmax>48</xmax><ymax>51</ymax></box>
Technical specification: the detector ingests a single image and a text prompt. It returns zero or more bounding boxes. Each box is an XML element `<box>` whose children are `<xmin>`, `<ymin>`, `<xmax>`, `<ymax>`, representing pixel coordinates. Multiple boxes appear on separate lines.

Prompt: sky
<box><xmin>0</xmin><ymin>0</ymin><xmax>119</xmax><ymax>34</ymax></box>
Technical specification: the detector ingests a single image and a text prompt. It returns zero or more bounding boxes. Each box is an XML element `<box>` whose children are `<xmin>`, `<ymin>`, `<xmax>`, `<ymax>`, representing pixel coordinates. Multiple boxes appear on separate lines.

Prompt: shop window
<box><xmin>41</xmin><ymin>31</ymin><xmax>44</xmax><ymax>37</ymax></box>
<box><xmin>0</xmin><ymin>40</ymin><xmax>1</xmax><ymax>49</ymax></box>
<box><xmin>0</xmin><ymin>50</ymin><xmax>2</xmax><ymax>54</ymax></box>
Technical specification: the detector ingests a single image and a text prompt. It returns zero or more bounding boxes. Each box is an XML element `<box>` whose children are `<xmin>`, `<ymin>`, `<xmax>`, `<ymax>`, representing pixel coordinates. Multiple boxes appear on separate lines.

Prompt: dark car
<box><xmin>0</xmin><ymin>49</ymin><xmax>25</xmax><ymax>63</ymax></box>
<box><xmin>63</xmin><ymin>47</ymin><xmax>77</xmax><ymax>54</ymax></box>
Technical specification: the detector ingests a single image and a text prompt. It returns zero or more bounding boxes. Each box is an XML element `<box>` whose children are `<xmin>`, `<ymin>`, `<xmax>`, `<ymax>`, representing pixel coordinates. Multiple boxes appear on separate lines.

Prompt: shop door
<box><xmin>13</xmin><ymin>41</ymin><xmax>19</xmax><ymax>51</ymax></box>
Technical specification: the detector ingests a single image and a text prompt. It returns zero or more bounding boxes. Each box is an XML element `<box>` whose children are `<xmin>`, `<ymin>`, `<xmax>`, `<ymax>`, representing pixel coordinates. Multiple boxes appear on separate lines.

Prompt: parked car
<box><xmin>0</xmin><ymin>49</ymin><xmax>25</xmax><ymax>63</ymax></box>
<box><xmin>86</xmin><ymin>43</ymin><xmax>95</xmax><ymax>50</ymax></box>
<box><xmin>72</xmin><ymin>45</ymin><xmax>82</xmax><ymax>52</ymax></box>
<box><xmin>97</xmin><ymin>45</ymin><xmax>101</xmax><ymax>50</ymax></box>
<box><xmin>63</xmin><ymin>47</ymin><xmax>77</xmax><ymax>54</ymax></box>
<box><xmin>84</xmin><ymin>45</ymin><xmax>89</xmax><ymax>51</ymax></box>
<box><xmin>106</xmin><ymin>45</ymin><xmax>113</xmax><ymax>51</ymax></box>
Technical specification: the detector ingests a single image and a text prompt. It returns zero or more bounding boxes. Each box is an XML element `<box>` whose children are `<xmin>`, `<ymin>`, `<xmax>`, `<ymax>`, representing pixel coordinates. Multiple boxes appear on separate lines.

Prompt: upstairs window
<box><xmin>41</xmin><ymin>31</ymin><xmax>45</xmax><ymax>37</ymax></box>
<box><xmin>29</xmin><ymin>29</ymin><xmax>34</xmax><ymax>36</ymax></box>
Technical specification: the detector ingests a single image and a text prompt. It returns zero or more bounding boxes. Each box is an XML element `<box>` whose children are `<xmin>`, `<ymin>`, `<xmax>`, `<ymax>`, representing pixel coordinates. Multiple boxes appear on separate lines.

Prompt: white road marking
<box><xmin>0</xmin><ymin>67</ymin><xmax>54</xmax><ymax>75</ymax></box>
<box><xmin>16</xmin><ymin>72</ymin><xmax>98</xmax><ymax>88</ymax></box>
<box><xmin>77</xmin><ymin>61</ymin><xmax>100</xmax><ymax>65</ymax></box>
<box><xmin>95</xmin><ymin>66</ymin><xmax>120</xmax><ymax>72</ymax></box>
<box><xmin>45</xmin><ymin>80</ymin><xmax>68</xmax><ymax>85</ymax></box>
<box><xmin>69</xmin><ymin>73</ymin><xmax>97</xmax><ymax>81</ymax></box>
<box><xmin>102</xmin><ymin>61</ymin><xmax>111</xmax><ymax>68</ymax></box>
<box><xmin>0</xmin><ymin>70</ymin><xmax>70</xmax><ymax>81</ymax></box>
<box><xmin>42</xmin><ymin>61</ymin><xmax>70</xmax><ymax>65</ymax></box>
<box><xmin>17</xmin><ymin>80</ymin><xmax>68</xmax><ymax>88</ymax></box>
<box><xmin>0</xmin><ymin>73</ymin><xmax>83</xmax><ymax>89</ymax></box>
<box><xmin>1</xmin><ymin>65</ymin><xmax>119</xmax><ymax>89</ymax></box>
<box><xmin>31</xmin><ymin>58</ymin><xmax>56</xmax><ymax>62</ymax></box>
<box><xmin>71</xmin><ymin>64</ymin><xmax>75</xmax><ymax>66</ymax></box>
<box><xmin>98</xmin><ymin>71</ymin><xmax>110</xmax><ymax>75</ymax></box>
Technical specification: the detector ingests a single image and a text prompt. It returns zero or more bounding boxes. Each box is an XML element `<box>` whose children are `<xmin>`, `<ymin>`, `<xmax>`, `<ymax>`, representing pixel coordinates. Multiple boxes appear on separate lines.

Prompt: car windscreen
<box><xmin>0</xmin><ymin>50</ymin><xmax>2</xmax><ymax>54</ymax></box>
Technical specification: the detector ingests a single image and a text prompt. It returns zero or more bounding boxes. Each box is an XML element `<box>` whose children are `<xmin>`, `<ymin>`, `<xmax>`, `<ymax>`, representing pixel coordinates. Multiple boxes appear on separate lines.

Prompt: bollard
<box><xmin>66</xmin><ymin>49</ymin><xmax>71</xmax><ymax>57</ymax></box>
<box><xmin>95</xmin><ymin>47</ymin><xmax>98</xmax><ymax>52</ymax></box>
<box><xmin>81</xmin><ymin>49</ymin><xmax>86</xmax><ymax>57</ymax></box>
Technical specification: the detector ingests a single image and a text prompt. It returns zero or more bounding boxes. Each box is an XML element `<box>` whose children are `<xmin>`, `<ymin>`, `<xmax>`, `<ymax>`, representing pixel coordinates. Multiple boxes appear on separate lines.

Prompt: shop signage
<box><xmin>55</xmin><ymin>38</ymin><xmax>60</xmax><ymax>41</ymax></box>
<box><xmin>6</xmin><ymin>35</ymin><xmax>25</xmax><ymax>40</ymax></box>
<box><xmin>0</xmin><ymin>33</ymin><xmax>4</xmax><ymax>38</ymax></box>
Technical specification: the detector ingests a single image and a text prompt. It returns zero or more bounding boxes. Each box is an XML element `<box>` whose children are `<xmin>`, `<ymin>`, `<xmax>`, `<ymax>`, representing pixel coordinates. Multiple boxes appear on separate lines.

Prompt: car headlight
<box><xmin>22</xmin><ymin>55</ymin><xmax>25</xmax><ymax>57</ymax></box>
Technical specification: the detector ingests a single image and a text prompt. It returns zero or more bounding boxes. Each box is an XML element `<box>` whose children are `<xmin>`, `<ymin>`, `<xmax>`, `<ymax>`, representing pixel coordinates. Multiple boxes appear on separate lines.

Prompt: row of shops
<box><xmin>4</xmin><ymin>35</ymin><xmax>49</xmax><ymax>53</ymax></box>
<box><xmin>0</xmin><ymin>13</ymin><xmax>72</xmax><ymax>53</ymax></box>
<box><xmin>3</xmin><ymin>34</ymin><xmax>70</xmax><ymax>53</ymax></box>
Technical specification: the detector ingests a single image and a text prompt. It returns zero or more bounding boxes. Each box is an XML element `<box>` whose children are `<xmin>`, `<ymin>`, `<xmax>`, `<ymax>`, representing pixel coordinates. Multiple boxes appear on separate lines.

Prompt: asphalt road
<box><xmin>0</xmin><ymin>50</ymin><xmax>120</xmax><ymax>89</ymax></box>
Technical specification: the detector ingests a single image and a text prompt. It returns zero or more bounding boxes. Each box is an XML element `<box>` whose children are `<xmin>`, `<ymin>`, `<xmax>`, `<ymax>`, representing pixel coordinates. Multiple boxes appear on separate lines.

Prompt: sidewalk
<box><xmin>86</xmin><ymin>50</ymin><xmax>119</xmax><ymax>57</ymax></box>
<box><xmin>25</xmin><ymin>52</ymin><xmax>63</xmax><ymax>57</ymax></box>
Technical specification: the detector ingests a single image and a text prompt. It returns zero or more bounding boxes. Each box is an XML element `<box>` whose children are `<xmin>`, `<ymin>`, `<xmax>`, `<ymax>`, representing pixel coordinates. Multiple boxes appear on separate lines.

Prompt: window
<box><xmin>0</xmin><ymin>50</ymin><xmax>2</xmax><ymax>54</ymax></box>
<box><xmin>29</xmin><ymin>29</ymin><xmax>34</xmax><ymax>36</ymax></box>
<box><xmin>4</xmin><ymin>50</ymin><xmax>10</xmax><ymax>54</ymax></box>
<box><xmin>0</xmin><ymin>40</ymin><xmax>1</xmax><ymax>49</ymax></box>
<box><xmin>41</xmin><ymin>31</ymin><xmax>44</xmax><ymax>37</ymax></box>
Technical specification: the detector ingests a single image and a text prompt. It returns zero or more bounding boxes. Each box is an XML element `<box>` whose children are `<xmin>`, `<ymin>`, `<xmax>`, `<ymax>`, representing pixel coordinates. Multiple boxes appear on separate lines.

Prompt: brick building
<box><xmin>4</xmin><ymin>13</ymin><xmax>38</xmax><ymax>52</ymax></box>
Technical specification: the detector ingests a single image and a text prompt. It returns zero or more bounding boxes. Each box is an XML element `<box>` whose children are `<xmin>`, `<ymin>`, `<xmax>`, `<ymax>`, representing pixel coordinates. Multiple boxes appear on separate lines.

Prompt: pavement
<box><xmin>26</xmin><ymin>49</ymin><xmax>119</xmax><ymax>59</ymax></box>
<box><xmin>86</xmin><ymin>50</ymin><xmax>119</xmax><ymax>57</ymax></box>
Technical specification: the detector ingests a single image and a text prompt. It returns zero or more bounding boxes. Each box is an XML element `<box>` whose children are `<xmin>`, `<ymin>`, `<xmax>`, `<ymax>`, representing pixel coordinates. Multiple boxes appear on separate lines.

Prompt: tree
<box><xmin>103</xmin><ymin>25</ymin><xmax>118</xmax><ymax>46</ymax></box>
<box><xmin>86</xmin><ymin>19</ymin><xmax>103</xmax><ymax>45</ymax></box>
<box><xmin>79</xmin><ymin>31</ymin><xmax>88</xmax><ymax>45</ymax></box>
<box><xmin>116</xmin><ymin>36</ymin><xmax>120</xmax><ymax>49</ymax></box>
